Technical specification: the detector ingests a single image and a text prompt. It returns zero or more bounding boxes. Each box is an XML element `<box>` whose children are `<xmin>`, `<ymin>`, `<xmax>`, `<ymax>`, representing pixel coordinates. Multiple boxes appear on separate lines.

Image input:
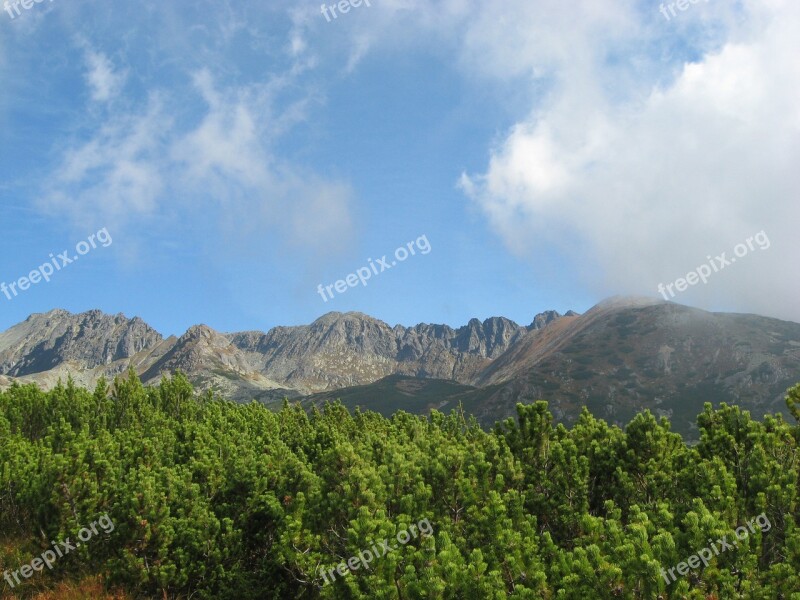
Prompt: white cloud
<box><xmin>170</xmin><ymin>70</ymin><xmax>354</xmax><ymax>252</ymax></box>
<box><xmin>289</xmin><ymin>0</ymin><xmax>797</xmax><ymax>318</ymax></box>
<box><xmin>26</xmin><ymin>0</ymin><xmax>799</xmax><ymax>321</ymax></box>
<box><xmin>83</xmin><ymin>49</ymin><xmax>127</xmax><ymax>103</ymax></box>
<box><xmin>38</xmin><ymin>94</ymin><xmax>168</xmax><ymax>229</ymax></box>
<box><xmin>172</xmin><ymin>70</ymin><xmax>267</xmax><ymax>189</ymax></box>
<box><xmin>39</xmin><ymin>64</ymin><xmax>354</xmax><ymax>258</ymax></box>
<box><xmin>448</xmin><ymin>0</ymin><xmax>800</xmax><ymax>321</ymax></box>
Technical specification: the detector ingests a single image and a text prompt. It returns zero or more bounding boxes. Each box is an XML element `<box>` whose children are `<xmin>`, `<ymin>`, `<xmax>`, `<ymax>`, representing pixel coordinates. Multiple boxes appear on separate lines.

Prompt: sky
<box><xmin>0</xmin><ymin>0</ymin><xmax>797</xmax><ymax>337</ymax></box>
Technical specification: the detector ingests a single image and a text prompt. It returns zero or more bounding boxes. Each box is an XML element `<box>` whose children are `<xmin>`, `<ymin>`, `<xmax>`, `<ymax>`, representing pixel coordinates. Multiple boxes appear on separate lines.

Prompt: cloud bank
<box><xmin>458</xmin><ymin>0</ymin><xmax>800</xmax><ymax>320</ymax></box>
<box><xmin>287</xmin><ymin>0</ymin><xmax>799</xmax><ymax>318</ymax></box>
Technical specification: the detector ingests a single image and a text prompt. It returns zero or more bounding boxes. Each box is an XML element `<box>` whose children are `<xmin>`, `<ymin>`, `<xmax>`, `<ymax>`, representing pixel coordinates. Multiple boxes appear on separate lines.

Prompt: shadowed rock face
<box><xmin>0</xmin><ymin>309</ymin><xmax>163</xmax><ymax>377</ymax></box>
<box><xmin>449</xmin><ymin>298</ymin><xmax>800</xmax><ymax>439</ymax></box>
<box><xmin>226</xmin><ymin>311</ymin><xmax>546</xmax><ymax>391</ymax></box>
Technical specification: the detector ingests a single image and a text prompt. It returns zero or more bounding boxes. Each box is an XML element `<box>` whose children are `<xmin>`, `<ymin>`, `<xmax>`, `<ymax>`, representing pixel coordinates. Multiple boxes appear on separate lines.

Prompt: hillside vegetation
<box><xmin>1</xmin><ymin>372</ymin><xmax>799</xmax><ymax>598</ymax></box>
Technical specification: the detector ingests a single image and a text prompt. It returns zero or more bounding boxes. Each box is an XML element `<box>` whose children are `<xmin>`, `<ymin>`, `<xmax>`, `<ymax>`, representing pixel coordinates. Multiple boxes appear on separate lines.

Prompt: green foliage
<box><xmin>1</xmin><ymin>372</ymin><xmax>799</xmax><ymax>598</ymax></box>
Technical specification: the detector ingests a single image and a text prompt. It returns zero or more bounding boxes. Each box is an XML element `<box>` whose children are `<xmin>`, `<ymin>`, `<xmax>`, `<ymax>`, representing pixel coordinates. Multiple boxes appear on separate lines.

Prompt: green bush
<box><xmin>1</xmin><ymin>371</ymin><xmax>799</xmax><ymax>599</ymax></box>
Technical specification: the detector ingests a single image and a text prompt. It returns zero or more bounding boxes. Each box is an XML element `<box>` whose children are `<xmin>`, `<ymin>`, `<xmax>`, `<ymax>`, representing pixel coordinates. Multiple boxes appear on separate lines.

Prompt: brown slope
<box><xmin>476</xmin><ymin>296</ymin><xmax>660</xmax><ymax>385</ymax></box>
<box><xmin>471</xmin><ymin>297</ymin><xmax>800</xmax><ymax>439</ymax></box>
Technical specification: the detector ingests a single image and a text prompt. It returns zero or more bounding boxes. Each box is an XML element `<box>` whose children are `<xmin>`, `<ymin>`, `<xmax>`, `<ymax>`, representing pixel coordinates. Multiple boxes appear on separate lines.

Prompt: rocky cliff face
<box><xmin>226</xmin><ymin>311</ymin><xmax>546</xmax><ymax>391</ymax></box>
<box><xmin>1</xmin><ymin>300</ymin><xmax>798</xmax><ymax>441</ymax></box>
<box><xmin>228</xmin><ymin>312</ymin><xmax>401</xmax><ymax>391</ymax></box>
<box><xmin>297</xmin><ymin>299</ymin><xmax>800</xmax><ymax>441</ymax></box>
<box><xmin>0</xmin><ymin>309</ymin><xmax>163</xmax><ymax>377</ymax></box>
<box><xmin>0</xmin><ymin>308</ymin><xmax>568</xmax><ymax>397</ymax></box>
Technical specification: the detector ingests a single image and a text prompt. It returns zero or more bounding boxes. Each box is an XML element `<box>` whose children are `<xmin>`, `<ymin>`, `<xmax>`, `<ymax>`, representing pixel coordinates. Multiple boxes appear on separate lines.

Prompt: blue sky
<box><xmin>1</xmin><ymin>0</ymin><xmax>797</xmax><ymax>336</ymax></box>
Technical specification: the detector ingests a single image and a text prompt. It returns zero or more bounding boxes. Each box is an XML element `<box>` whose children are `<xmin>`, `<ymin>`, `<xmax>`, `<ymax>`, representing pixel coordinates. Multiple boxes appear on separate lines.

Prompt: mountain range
<box><xmin>2</xmin><ymin>296</ymin><xmax>798</xmax><ymax>439</ymax></box>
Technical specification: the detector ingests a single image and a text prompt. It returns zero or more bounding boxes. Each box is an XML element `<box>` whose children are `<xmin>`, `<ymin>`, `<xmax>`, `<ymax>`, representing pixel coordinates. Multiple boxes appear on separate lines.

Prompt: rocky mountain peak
<box><xmin>183</xmin><ymin>324</ymin><xmax>218</xmax><ymax>340</ymax></box>
<box><xmin>0</xmin><ymin>304</ymin><xmax>574</xmax><ymax>397</ymax></box>
<box><xmin>530</xmin><ymin>310</ymin><xmax>563</xmax><ymax>330</ymax></box>
<box><xmin>0</xmin><ymin>309</ymin><xmax>162</xmax><ymax>377</ymax></box>
<box><xmin>3</xmin><ymin>298</ymin><xmax>798</xmax><ymax>442</ymax></box>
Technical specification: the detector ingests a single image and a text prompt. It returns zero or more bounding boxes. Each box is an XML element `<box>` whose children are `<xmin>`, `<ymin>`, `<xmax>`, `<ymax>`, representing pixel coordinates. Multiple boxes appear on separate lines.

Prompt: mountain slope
<box><xmin>0</xmin><ymin>309</ymin><xmax>163</xmax><ymax>377</ymax></box>
<box><xmin>294</xmin><ymin>298</ymin><xmax>800</xmax><ymax>439</ymax></box>
<box><xmin>138</xmin><ymin>325</ymin><xmax>291</xmax><ymax>402</ymax></box>
<box><xmin>0</xmin><ymin>308</ymin><xmax>566</xmax><ymax>397</ymax></box>
<box><xmin>473</xmin><ymin>298</ymin><xmax>800</xmax><ymax>437</ymax></box>
<box><xmin>1</xmin><ymin>300</ymin><xmax>798</xmax><ymax>440</ymax></box>
<box><xmin>225</xmin><ymin>311</ymin><xmax>553</xmax><ymax>392</ymax></box>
